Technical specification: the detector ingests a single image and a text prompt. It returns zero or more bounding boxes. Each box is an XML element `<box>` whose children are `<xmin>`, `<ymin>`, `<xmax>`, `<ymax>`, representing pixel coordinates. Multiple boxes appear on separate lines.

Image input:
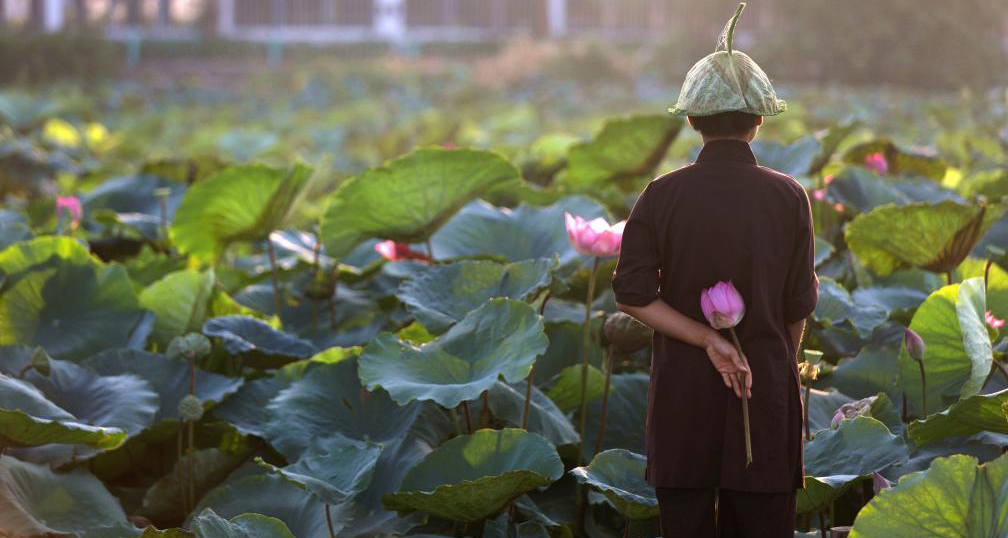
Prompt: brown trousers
<box><xmin>655</xmin><ymin>487</ymin><xmax>796</xmax><ymax>538</ymax></box>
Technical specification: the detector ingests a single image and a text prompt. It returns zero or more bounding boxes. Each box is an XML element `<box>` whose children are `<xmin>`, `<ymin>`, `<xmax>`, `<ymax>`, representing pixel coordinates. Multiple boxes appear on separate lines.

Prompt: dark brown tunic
<box><xmin>611</xmin><ymin>139</ymin><xmax>818</xmax><ymax>493</ymax></box>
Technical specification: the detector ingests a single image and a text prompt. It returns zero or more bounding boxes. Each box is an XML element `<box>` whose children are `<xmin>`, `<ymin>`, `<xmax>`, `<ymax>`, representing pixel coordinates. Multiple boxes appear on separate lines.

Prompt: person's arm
<box><xmin>781</xmin><ymin>183</ymin><xmax>819</xmax><ymax>360</ymax></box>
<box><xmin>786</xmin><ymin>318</ymin><xmax>806</xmax><ymax>363</ymax></box>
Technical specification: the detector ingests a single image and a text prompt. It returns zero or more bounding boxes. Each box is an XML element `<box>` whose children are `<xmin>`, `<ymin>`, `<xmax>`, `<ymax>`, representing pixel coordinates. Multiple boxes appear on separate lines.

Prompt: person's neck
<box><xmin>701</xmin><ymin>135</ymin><xmax>751</xmax><ymax>144</ymax></box>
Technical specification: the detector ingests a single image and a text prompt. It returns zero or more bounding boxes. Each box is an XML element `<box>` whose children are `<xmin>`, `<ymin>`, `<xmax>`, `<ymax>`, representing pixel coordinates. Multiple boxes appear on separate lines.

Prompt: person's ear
<box><xmin>755</xmin><ymin>116</ymin><xmax>764</xmax><ymax>126</ymax></box>
<box><xmin>687</xmin><ymin>116</ymin><xmax>696</xmax><ymax>128</ymax></box>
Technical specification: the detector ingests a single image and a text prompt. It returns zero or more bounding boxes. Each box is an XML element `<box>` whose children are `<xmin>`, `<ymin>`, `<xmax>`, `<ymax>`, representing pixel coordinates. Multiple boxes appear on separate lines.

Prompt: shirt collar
<box><xmin>694</xmin><ymin>139</ymin><xmax>759</xmax><ymax>165</ymax></box>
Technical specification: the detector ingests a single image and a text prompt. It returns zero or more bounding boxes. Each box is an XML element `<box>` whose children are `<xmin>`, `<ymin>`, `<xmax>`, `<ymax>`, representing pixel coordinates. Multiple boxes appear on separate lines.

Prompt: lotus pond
<box><xmin>1</xmin><ymin>64</ymin><xmax>1007</xmax><ymax>538</ymax></box>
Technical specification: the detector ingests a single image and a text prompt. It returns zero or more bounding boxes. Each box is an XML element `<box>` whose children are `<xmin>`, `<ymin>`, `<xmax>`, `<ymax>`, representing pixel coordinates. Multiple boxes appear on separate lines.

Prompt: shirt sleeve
<box><xmin>611</xmin><ymin>182</ymin><xmax>661</xmax><ymax>307</ymax></box>
<box><xmin>781</xmin><ymin>185</ymin><xmax>819</xmax><ymax>324</ymax></box>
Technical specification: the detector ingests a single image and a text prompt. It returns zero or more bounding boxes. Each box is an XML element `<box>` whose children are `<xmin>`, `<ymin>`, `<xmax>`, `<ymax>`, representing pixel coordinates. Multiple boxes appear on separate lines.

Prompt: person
<box><xmin>610</xmin><ymin>3</ymin><xmax>818</xmax><ymax>537</ymax></box>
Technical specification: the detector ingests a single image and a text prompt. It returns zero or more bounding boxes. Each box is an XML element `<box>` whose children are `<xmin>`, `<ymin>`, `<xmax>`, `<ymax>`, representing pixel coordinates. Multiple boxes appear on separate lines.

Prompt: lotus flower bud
<box><xmin>167</xmin><ymin>333</ymin><xmax>212</xmax><ymax>362</ymax></box>
<box><xmin>564</xmin><ymin>212</ymin><xmax>625</xmax><ymax>258</ymax></box>
<box><xmin>903</xmin><ymin>328</ymin><xmax>926</xmax><ymax>362</ymax></box>
<box><xmin>872</xmin><ymin>471</ymin><xmax>891</xmax><ymax>495</ymax></box>
<box><xmin>986</xmin><ymin>310</ymin><xmax>1005</xmax><ymax>329</ymax></box>
<box><xmin>178</xmin><ymin>394</ymin><xmax>203</xmax><ymax>422</ymax></box>
<box><xmin>603</xmin><ymin>312</ymin><xmax>653</xmax><ymax>353</ymax></box>
<box><xmin>700</xmin><ymin>280</ymin><xmax>745</xmax><ymax>329</ymax></box>
<box><xmin>830</xmin><ymin>395</ymin><xmax>877</xmax><ymax>428</ymax></box>
<box><xmin>374</xmin><ymin>240</ymin><xmax>429</xmax><ymax>262</ymax></box>
<box><xmin>864</xmin><ymin>152</ymin><xmax>888</xmax><ymax>175</ymax></box>
<box><xmin>30</xmin><ymin>347</ymin><xmax>51</xmax><ymax>377</ymax></box>
<box><xmin>55</xmin><ymin>196</ymin><xmax>82</xmax><ymax>227</ymax></box>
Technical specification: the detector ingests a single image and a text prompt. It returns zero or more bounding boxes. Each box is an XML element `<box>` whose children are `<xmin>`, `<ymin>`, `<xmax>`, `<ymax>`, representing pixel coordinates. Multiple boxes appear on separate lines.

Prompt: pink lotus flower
<box><xmin>864</xmin><ymin>152</ymin><xmax>889</xmax><ymax>175</ymax></box>
<box><xmin>834</xmin><ymin>203</ymin><xmax>845</xmax><ymax>213</ymax></box>
<box><xmin>823</xmin><ymin>174</ymin><xmax>834</xmax><ymax>185</ymax></box>
<box><xmin>986</xmin><ymin>310</ymin><xmax>1005</xmax><ymax>329</ymax></box>
<box><xmin>374</xmin><ymin>240</ymin><xmax>430</xmax><ymax>262</ymax></box>
<box><xmin>812</xmin><ymin>189</ymin><xmax>826</xmax><ymax>201</ymax></box>
<box><xmin>872</xmin><ymin>471</ymin><xmax>891</xmax><ymax>495</ymax></box>
<box><xmin>56</xmin><ymin>196</ymin><xmax>82</xmax><ymax>225</ymax></box>
<box><xmin>700</xmin><ymin>280</ymin><xmax>745</xmax><ymax>329</ymax></box>
<box><xmin>904</xmin><ymin>327</ymin><xmax>926</xmax><ymax>362</ymax></box>
<box><xmin>564</xmin><ymin>212</ymin><xmax>625</xmax><ymax>257</ymax></box>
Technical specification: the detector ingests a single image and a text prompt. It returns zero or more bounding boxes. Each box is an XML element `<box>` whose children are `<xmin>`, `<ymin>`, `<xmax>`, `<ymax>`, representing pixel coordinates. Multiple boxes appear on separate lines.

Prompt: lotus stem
<box><xmin>480</xmin><ymin>390</ymin><xmax>490</xmax><ymax>428</ymax></box>
<box><xmin>819</xmin><ymin>510</ymin><xmax>827</xmax><ymax>538</ymax></box>
<box><xmin>158</xmin><ymin>191</ymin><xmax>168</xmax><ymax>242</ymax></box>
<box><xmin>267</xmin><ymin>234</ymin><xmax>283</xmax><ymax>318</ymax></box>
<box><xmin>623</xmin><ymin>517</ymin><xmax>631</xmax><ymax>538</ymax></box>
<box><xmin>917</xmin><ymin>358</ymin><xmax>927</xmax><ymax>417</ymax></box>
<box><xmin>946</xmin><ymin>271</ymin><xmax>953</xmax><ymax>285</ymax></box>
<box><xmin>728</xmin><ymin>327</ymin><xmax>752</xmax><ymax>466</ymax></box>
<box><xmin>594</xmin><ymin>346</ymin><xmax>616</xmax><ymax>457</ymax></box>
<box><xmin>985</xmin><ymin>257</ymin><xmax>992</xmax><ymax>292</ymax></box>
<box><xmin>523</xmin><ymin>292</ymin><xmax>551</xmax><ymax>430</ymax></box>
<box><xmin>425</xmin><ymin>238</ymin><xmax>435</xmax><ymax>262</ymax></box>
<box><xmin>187</xmin><ymin>420</ymin><xmax>195</xmax><ymax>514</ymax></box>
<box><xmin>461</xmin><ymin>401</ymin><xmax>473</xmax><ymax>434</ymax></box>
<box><xmin>577</xmin><ymin>256</ymin><xmax>600</xmax><ymax>450</ymax></box>
<box><xmin>804</xmin><ymin>376</ymin><xmax>812</xmax><ymax>441</ymax></box>
<box><xmin>901</xmin><ymin>392</ymin><xmax>908</xmax><ymax>423</ymax></box>
<box><xmin>325</xmin><ymin>504</ymin><xmax>336</xmax><ymax>538</ymax></box>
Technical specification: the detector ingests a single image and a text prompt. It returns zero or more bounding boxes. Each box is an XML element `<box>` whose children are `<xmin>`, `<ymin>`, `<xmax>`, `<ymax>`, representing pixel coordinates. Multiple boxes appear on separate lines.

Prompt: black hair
<box><xmin>687</xmin><ymin>111</ymin><xmax>761</xmax><ymax>138</ymax></box>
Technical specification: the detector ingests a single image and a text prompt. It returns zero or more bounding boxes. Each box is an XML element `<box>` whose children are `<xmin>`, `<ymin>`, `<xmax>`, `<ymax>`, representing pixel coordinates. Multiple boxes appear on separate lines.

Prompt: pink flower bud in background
<box><xmin>903</xmin><ymin>327</ymin><xmax>926</xmax><ymax>362</ymax></box>
<box><xmin>812</xmin><ymin>189</ymin><xmax>826</xmax><ymax>201</ymax></box>
<box><xmin>564</xmin><ymin>212</ymin><xmax>624</xmax><ymax>258</ymax></box>
<box><xmin>986</xmin><ymin>310</ymin><xmax>1005</xmax><ymax>329</ymax></box>
<box><xmin>864</xmin><ymin>152</ymin><xmax>889</xmax><ymax>175</ymax></box>
<box><xmin>833</xmin><ymin>203</ymin><xmax>845</xmax><ymax>213</ymax></box>
<box><xmin>830</xmin><ymin>409</ymin><xmax>845</xmax><ymax>429</ymax></box>
<box><xmin>700</xmin><ymin>280</ymin><xmax>745</xmax><ymax>329</ymax></box>
<box><xmin>872</xmin><ymin>471</ymin><xmax>891</xmax><ymax>495</ymax></box>
<box><xmin>374</xmin><ymin>240</ymin><xmax>429</xmax><ymax>262</ymax></box>
<box><xmin>56</xmin><ymin>196</ymin><xmax>82</xmax><ymax>227</ymax></box>
<box><xmin>823</xmin><ymin>174</ymin><xmax>834</xmax><ymax>185</ymax></box>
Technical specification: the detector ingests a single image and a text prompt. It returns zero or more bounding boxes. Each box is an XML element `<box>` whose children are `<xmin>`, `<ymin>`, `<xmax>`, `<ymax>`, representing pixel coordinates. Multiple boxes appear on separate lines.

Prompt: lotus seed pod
<box><xmin>802</xmin><ymin>350</ymin><xmax>823</xmax><ymax>365</ymax></box>
<box><xmin>903</xmin><ymin>328</ymin><xmax>926</xmax><ymax>363</ymax></box>
<box><xmin>167</xmin><ymin>333</ymin><xmax>212</xmax><ymax>361</ymax></box>
<box><xmin>603</xmin><ymin>312</ymin><xmax>652</xmax><ymax>353</ymax></box>
<box><xmin>830</xmin><ymin>395</ymin><xmax>877</xmax><ymax>428</ymax></box>
<box><xmin>30</xmin><ymin>347</ymin><xmax>51</xmax><ymax>377</ymax></box>
<box><xmin>798</xmin><ymin>361</ymin><xmax>820</xmax><ymax>382</ymax></box>
<box><xmin>178</xmin><ymin>394</ymin><xmax>203</xmax><ymax>422</ymax></box>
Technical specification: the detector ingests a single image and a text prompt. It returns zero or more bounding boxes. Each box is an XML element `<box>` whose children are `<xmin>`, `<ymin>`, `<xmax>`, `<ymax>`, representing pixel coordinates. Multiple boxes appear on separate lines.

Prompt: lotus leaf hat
<box><xmin>668</xmin><ymin>3</ymin><xmax>786</xmax><ymax>117</ymax></box>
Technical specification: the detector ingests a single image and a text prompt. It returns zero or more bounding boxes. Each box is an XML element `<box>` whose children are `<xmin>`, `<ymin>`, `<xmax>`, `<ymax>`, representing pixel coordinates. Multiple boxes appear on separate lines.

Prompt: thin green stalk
<box><xmin>917</xmin><ymin>358</ymin><xmax>927</xmax><ymax>417</ymax></box>
<box><xmin>575</xmin><ymin>256</ymin><xmax>600</xmax><ymax>537</ymax></box>
<box><xmin>523</xmin><ymin>291</ymin><xmax>551</xmax><ymax>429</ymax></box>
<box><xmin>804</xmin><ymin>377</ymin><xmax>812</xmax><ymax>441</ymax></box>
<box><xmin>426</xmin><ymin>238</ymin><xmax>435</xmax><ymax>262</ymax></box>
<box><xmin>267</xmin><ymin>234</ymin><xmax>283</xmax><ymax>319</ymax></box>
<box><xmin>461</xmin><ymin>401</ymin><xmax>473</xmax><ymax>434</ymax></box>
<box><xmin>325</xmin><ymin>504</ymin><xmax>336</xmax><ymax>538</ymax></box>
<box><xmin>594</xmin><ymin>346</ymin><xmax>616</xmax><ymax>456</ymax></box>
<box><xmin>728</xmin><ymin>327</ymin><xmax>752</xmax><ymax>466</ymax></box>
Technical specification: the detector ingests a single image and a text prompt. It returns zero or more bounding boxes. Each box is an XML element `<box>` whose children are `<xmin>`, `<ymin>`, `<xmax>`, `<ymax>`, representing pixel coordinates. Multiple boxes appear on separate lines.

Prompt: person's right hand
<box><xmin>703</xmin><ymin>331</ymin><xmax>752</xmax><ymax>399</ymax></box>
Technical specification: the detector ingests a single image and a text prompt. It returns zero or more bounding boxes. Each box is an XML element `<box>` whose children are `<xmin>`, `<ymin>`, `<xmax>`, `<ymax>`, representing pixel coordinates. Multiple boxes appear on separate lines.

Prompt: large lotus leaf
<box><xmin>358</xmin><ymin>298</ymin><xmax>548</xmax><ymax>409</ymax></box>
<box><xmin>829</xmin><ymin>345</ymin><xmax>901</xmax><ymax>401</ymax></box>
<box><xmin>209</xmin><ymin>360</ymin><xmax>319</xmax><ymax>438</ymax></box>
<box><xmin>0</xmin><ymin>454</ymin><xmax>129</xmax><ymax>536</ymax></box>
<box><xmin>956</xmin><ymin>257</ymin><xmax>1008</xmax><ymax>320</ymax></box>
<box><xmin>534</xmin><ymin>319</ymin><xmax>605</xmax><ymax>386</ymax></box>
<box><xmin>203</xmin><ymin>315</ymin><xmax>317</xmax><ymax>368</ymax></box>
<box><xmin>139</xmin><ymin>269</ymin><xmax>216</xmax><ymax>347</ymax></box>
<box><xmin>190</xmin><ymin>508</ymin><xmax>296</xmax><ymax>538</ymax></box>
<box><xmin>842</xmin><ymin>140</ymin><xmax>948</xmax><ymax>181</ymax></box>
<box><xmin>257</xmin><ymin>435</ymin><xmax>382</xmax><ymax>505</ymax></box>
<box><xmin>806</xmin><ymin>389</ymin><xmax>855</xmax><ymax>433</ymax></box>
<box><xmin>83</xmin><ymin>348</ymin><xmax>243</xmax><ymax>423</ymax></box>
<box><xmin>798</xmin><ymin>416</ymin><xmax>908</xmax><ymax>513</ymax></box>
<box><xmin>0</xmin><ymin>260</ymin><xmax>147</xmax><ymax>359</ymax></box>
<box><xmin>263</xmin><ymin>359</ymin><xmax>421</xmax><ymax>461</ymax></box>
<box><xmin>813</xmin><ymin>277</ymin><xmax>888</xmax><ymax>337</ymax></box>
<box><xmin>959</xmin><ymin>169</ymin><xmax>1008</xmax><ymax>200</ymax></box>
<box><xmin>899</xmin><ymin>278</ymin><xmax>993</xmax><ymax>417</ymax></box>
<box><xmin>3</xmin><ymin>356</ymin><xmax>158</xmax><ymax>465</ymax></box>
<box><xmin>813</xmin><ymin>237</ymin><xmax>834</xmax><ymax>267</ymax></box>
<box><xmin>485</xmin><ymin>380</ymin><xmax>579</xmax><ymax>447</ymax></box>
<box><xmin>543</xmin><ymin>364</ymin><xmax>605</xmax><ymax>414</ymax></box>
<box><xmin>907</xmin><ymin>389</ymin><xmax>1008</xmax><ymax>448</ymax></box>
<box><xmin>345</xmin><ymin>434</ymin><xmax>430</xmax><ymax>535</ymax></box>
<box><xmin>750</xmin><ymin>136</ymin><xmax>820</xmax><ymax>176</ymax></box>
<box><xmin>194</xmin><ymin>472</ymin><xmax>346</xmax><ymax>538</ymax></box>
<box><xmin>564</xmin><ymin>115</ymin><xmax>681</xmax><ymax>191</ymax></box>
<box><xmin>848</xmin><ymin>453</ymin><xmax>1008</xmax><ymax>537</ymax></box>
<box><xmin>383</xmin><ymin>428</ymin><xmax>563</xmax><ymax>522</ymax></box>
<box><xmin>845</xmin><ymin>200</ymin><xmax>1007</xmax><ymax>276</ymax></box>
<box><xmin>139</xmin><ymin>448</ymin><xmax>250</xmax><ymax>526</ymax></box>
<box><xmin>397</xmin><ymin>258</ymin><xmax>554</xmax><ymax>334</ymax></box>
<box><xmin>581</xmin><ymin>373</ymin><xmax>648</xmax><ymax>463</ymax></box>
<box><xmin>570</xmin><ymin>449</ymin><xmax>657</xmax><ymax>519</ymax></box>
<box><xmin>0</xmin><ymin>374</ymin><xmax>125</xmax><ymax>450</ymax></box>
<box><xmin>828</xmin><ymin>168</ymin><xmax>911</xmax><ymax>213</ymax></box>
<box><xmin>431</xmin><ymin>196</ymin><xmax>611</xmax><ymax>265</ymax></box>
<box><xmin>850</xmin><ymin>286</ymin><xmax>929</xmax><ymax>317</ymax></box>
<box><xmin>170</xmin><ymin>164</ymin><xmax>315</xmax><ymax>262</ymax></box>
<box><xmin>81</xmin><ymin>174</ymin><xmax>187</xmax><ymax>241</ymax></box>
<box><xmin>484</xmin><ymin>512</ymin><xmax>552</xmax><ymax>538</ymax></box>
<box><xmin>0</xmin><ymin>235</ymin><xmax>97</xmax><ymax>275</ymax></box>
<box><xmin>320</xmin><ymin>148</ymin><xmax>519</xmax><ymax>259</ymax></box>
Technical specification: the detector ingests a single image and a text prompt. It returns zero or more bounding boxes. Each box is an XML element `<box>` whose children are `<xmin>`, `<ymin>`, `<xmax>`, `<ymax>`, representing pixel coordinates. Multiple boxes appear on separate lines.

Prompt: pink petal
<box><xmin>813</xmin><ymin>189</ymin><xmax>826</xmax><ymax>201</ymax></box>
<box><xmin>700</xmin><ymin>288</ymin><xmax>716</xmax><ymax>326</ymax></box>
<box><xmin>590</xmin><ymin>229</ymin><xmax>620</xmax><ymax>257</ymax></box>
<box><xmin>374</xmin><ymin>240</ymin><xmax>397</xmax><ymax>260</ymax></box>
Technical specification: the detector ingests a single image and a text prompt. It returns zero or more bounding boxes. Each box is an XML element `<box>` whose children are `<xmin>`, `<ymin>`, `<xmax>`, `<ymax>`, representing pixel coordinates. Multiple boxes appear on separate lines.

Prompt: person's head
<box><xmin>687</xmin><ymin>111</ymin><xmax>763</xmax><ymax>143</ymax></box>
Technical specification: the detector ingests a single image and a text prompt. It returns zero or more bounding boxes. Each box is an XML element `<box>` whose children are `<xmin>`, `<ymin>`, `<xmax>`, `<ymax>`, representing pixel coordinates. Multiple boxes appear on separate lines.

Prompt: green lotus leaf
<box><xmin>581</xmin><ymin>373</ymin><xmax>648</xmax><ymax>463</ymax></box>
<box><xmin>544</xmin><ymin>364</ymin><xmax>606</xmax><ymax>414</ymax></box>
<box><xmin>190</xmin><ymin>508</ymin><xmax>296</xmax><ymax>538</ymax></box>
<box><xmin>203</xmin><ymin>315</ymin><xmax>317</xmax><ymax>368</ymax></box>
<box><xmin>828</xmin><ymin>168</ymin><xmax>911</xmax><ymax>213</ymax></box>
<box><xmin>485</xmin><ymin>380</ymin><xmax>579</xmax><ymax>447</ymax></box>
<box><xmin>83</xmin><ymin>348</ymin><xmax>243</xmax><ymax>423</ymax></box>
<box><xmin>563</xmin><ymin>115</ymin><xmax>681</xmax><ymax>192</ymax></box>
<box><xmin>358</xmin><ymin>298</ymin><xmax>548</xmax><ymax>409</ymax></box>
<box><xmin>0</xmin><ymin>454</ymin><xmax>129</xmax><ymax>536</ymax></box>
<box><xmin>139</xmin><ymin>448</ymin><xmax>250</xmax><ymax>527</ymax></box>
<box><xmin>0</xmin><ymin>375</ymin><xmax>125</xmax><ymax>450</ymax></box>
<box><xmin>81</xmin><ymin>174</ymin><xmax>186</xmax><ymax>241</ymax></box>
<box><xmin>397</xmin><ymin>258</ymin><xmax>554</xmax><ymax>334</ymax></box>
<box><xmin>958</xmin><ymin>169</ymin><xmax>1008</xmax><ymax>201</ymax></box>
<box><xmin>830</xmin><ymin>346</ymin><xmax>901</xmax><ymax>401</ymax></box>
<box><xmin>798</xmin><ymin>416</ymin><xmax>908</xmax><ymax>513</ymax></box>
<box><xmin>210</xmin><ymin>361</ymin><xmax>315</xmax><ymax>438</ymax></box>
<box><xmin>850</xmin><ymin>286</ymin><xmax>929</xmax><ymax>316</ymax></box>
<box><xmin>848</xmin><ymin>453</ymin><xmax>1008</xmax><ymax>537</ymax></box>
<box><xmin>809</xmin><ymin>121</ymin><xmax>860</xmax><ymax>174</ymax></box>
<box><xmin>750</xmin><ymin>136</ymin><xmax>820</xmax><ymax>176</ymax></box>
<box><xmin>431</xmin><ymin>196</ymin><xmax>611</xmax><ymax>265</ymax></box>
<box><xmin>194</xmin><ymin>472</ymin><xmax>346</xmax><ymax>538</ymax></box>
<box><xmin>382</xmin><ymin>428</ymin><xmax>563</xmax><ymax>522</ymax></box>
<box><xmin>956</xmin><ymin>257</ymin><xmax>1008</xmax><ymax>320</ymax></box>
<box><xmin>813</xmin><ymin>237</ymin><xmax>834</xmax><ymax>267</ymax></box>
<box><xmin>263</xmin><ymin>359</ymin><xmax>421</xmax><ymax>461</ymax></box>
<box><xmin>898</xmin><ymin>278</ymin><xmax>993</xmax><ymax>417</ymax></box>
<box><xmin>320</xmin><ymin>148</ymin><xmax>519</xmax><ymax>259</ymax></box>
<box><xmin>170</xmin><ymin>163</ymin><xmax>315</xmax><ymax>262</ymax></box>
<box><xmin>907</xmin><ymin>389</ymin><xmax>1008</xmax><ymax>448</ymax></box>
<box><xmin>813</xmin><ymin>277</ymin><xmax>889</xmax><ymax>337</ymax></box>
<box><xmin>842</xmin><ymin>139</ymin><xmax>948</xmax><ymax>180</ymax></box>
<box><xmin>805</xmin><ymin>388</ymin><xmax>855</xmax><ymax>433</ymax></box>
<box><xmin>0</xmin><ymin>235</ymin><xmax>97</xmax><ymax>276</ymax></box>
<box><xmin>535</xmin><ymin>318</ymin><xmax>605</xmax><ymax>384</ymax></box>
<box><xmin>484</xmin><ymin>510</ymin><xmax>552</xmax><ymax>538</ymax></box>
<box><xmin>257</xmin><ymin>434</ymin><xmax>383</xmax><ymax>505</ymax></box>
<box><xmin>0</xmin><ymin>259</ymin><xmax>148</xmax><ymax>359</ymax></box>
<box><xmin>139</xmin><ymin>269</ymin><xmax>216</xmax><ymax>347</ymax></box>
<box><xmin>845</xmin><ymin>200</ymin><xmax>1007</xmax><ymax>276</ymax></box>
<box><xmin>570</xmin><ymin>449</ymin><xmax>657</xmax><ymax>519</ymax></box>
